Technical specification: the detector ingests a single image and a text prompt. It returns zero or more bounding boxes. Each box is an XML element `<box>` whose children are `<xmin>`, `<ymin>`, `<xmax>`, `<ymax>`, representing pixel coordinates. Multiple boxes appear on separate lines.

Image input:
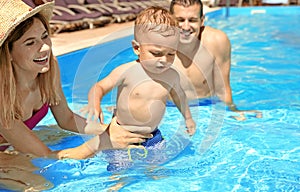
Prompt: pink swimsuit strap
<box><xmin>0</xmin><ymin>103</ymin><xmax>49</xmax><ymax>151</ymax></box>
<box><xmin>23</xmin><ymin>103</ymin><xmax>49</xmax><ymax>129</ymax></box>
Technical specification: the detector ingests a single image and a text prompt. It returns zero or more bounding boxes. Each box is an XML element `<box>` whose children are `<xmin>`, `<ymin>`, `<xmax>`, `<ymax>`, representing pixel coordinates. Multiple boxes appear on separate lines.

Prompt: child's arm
<box><xmin>169</xmin><ymin>78</ymin><xmax>196</xmax><ymax>136</ymax></box>
<box><xmin>81</xmin><ymin>64</ymin><xmax>128</xmax><ymax>124</ymax></box>
<box><xmin>80</xmin><ymin>79</ymin><xmax>112</xmax><ymax>123</ymax></box>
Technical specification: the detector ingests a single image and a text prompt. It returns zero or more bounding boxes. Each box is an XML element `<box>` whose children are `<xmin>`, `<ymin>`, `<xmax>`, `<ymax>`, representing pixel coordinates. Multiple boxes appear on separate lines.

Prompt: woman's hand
<box><xmin>56</xmin><ymin>143</ymin><xmax>95</xmax><ymax>160</ymax></box>
<box><xmin>107</xmin><ymin>117</ymin><xmax>153</xmax><ymax>149</ymax></box>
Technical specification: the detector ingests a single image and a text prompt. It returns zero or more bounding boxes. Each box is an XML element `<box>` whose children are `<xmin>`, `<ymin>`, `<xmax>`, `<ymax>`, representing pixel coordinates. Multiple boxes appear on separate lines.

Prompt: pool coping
<box><xmin>52</xmin><ymin>5</ymin><xmax>300</xmax><ymax>56</ymax></box>
<box><xmin>51</xmin><ymin>5</ymin><xmax>220</xmax><ymax>56</ymax></box>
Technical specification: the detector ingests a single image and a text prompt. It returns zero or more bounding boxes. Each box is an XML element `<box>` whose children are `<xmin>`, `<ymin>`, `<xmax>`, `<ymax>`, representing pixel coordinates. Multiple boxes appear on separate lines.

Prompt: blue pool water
<box><xmin>3</xmin><ymin>6</ymin><xmax>300</xmax><ymax>192</ymax></box>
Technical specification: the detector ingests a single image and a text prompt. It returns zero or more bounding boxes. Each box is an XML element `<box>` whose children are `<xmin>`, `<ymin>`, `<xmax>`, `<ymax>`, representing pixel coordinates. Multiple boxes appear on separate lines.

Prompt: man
<box><xmin>170</xmin><ymin>0</ymin><xmax>261</xmax><ymax>120</ymax></box>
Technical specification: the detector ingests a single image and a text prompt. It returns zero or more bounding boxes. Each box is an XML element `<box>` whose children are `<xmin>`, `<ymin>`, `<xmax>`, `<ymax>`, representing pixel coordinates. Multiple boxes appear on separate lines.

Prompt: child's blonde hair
<box><xmin>134</xmin><ymin>6</ymin><xmax>178</xmax><ymax>42</ymax></box>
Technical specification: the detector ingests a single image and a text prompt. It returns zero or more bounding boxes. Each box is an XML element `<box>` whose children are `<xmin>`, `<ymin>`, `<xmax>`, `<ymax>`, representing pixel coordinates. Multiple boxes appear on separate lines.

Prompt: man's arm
<box><xmin>211</xmin><ymin>29</ymin><xmax>262</xmax><ymax>120</ymax></box>
<box><xmin>212</xmin><ymin>29</ymin><xmax>233</xmax><ymax>106</ymax></box>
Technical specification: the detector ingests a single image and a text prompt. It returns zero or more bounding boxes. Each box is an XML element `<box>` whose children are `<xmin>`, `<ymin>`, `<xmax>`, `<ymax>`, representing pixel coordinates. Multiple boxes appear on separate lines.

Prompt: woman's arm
<box><xmin>1</xmin><ymin>116</ymin><xmax>152</xmax><ymax>158</ymax></box>
<box><xmin>0</xmin><ymin>67</ymin><xmax>152</xmax><ymax>157</ymax></box>
<box><xmin>50</xmin><ymin>81</ymin><xmax>89</xmax><ymax>133</ymax></box>
<box><xmin>0</xmin><ymin>120</ymin><xmax>52</xmax><ymax>157</ymax></box>
<box><xmin>50</xmin><ymin>90</ymin><xmax>152</xmax><ymax>158</ymax></box>
<box><xmin>54</xmin><ymin>117</ymin><xmax>153</xmax><ymax>159</ymax></box>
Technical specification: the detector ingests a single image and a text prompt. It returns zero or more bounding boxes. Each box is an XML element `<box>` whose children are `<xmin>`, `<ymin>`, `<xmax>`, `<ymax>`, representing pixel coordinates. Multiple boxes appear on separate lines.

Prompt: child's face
<box><xmin>133</xmin><ymin>31</ymin><xmax>179</xmax><ymax>74</ymax></box>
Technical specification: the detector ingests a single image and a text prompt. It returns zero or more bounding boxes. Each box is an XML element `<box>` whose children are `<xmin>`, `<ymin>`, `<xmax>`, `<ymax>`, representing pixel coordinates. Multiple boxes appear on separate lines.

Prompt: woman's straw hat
<box><xmin>0</xmin><ymin>0</ymin><xmax>54</xmax><ymax>47</ymax></box>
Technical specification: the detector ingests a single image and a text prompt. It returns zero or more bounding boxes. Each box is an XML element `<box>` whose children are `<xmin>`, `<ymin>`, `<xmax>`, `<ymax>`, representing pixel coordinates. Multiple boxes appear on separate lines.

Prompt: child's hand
<box><xmin>185</xmin><ymin>118</ymin><xmax>196</xmax><ymax>136</ymax></box>
<box><xmin>80</xmin><ymin>104</ymin><xmax>104</xmax><ymax>123</ymax></box>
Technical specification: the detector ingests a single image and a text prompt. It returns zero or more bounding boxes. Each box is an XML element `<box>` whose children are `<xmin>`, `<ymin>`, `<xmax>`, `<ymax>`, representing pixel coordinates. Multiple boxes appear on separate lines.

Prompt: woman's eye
<box><xmin>42</xmin><ymin>32</ymin><xmax>49</xmax><ymax>39</ymax></box>
<box><xmin>25</xmin><ymin>41</ymin><xmax>34</xmax><ymax>46</ymax></box>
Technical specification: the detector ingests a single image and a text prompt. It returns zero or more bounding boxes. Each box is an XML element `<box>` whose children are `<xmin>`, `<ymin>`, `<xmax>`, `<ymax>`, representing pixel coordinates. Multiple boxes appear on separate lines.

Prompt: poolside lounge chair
<box><xmin>83</xmin><ymin>0</ymin><xmax>113</xmax><ymax>14</ymax></box>
<box><xmin>85</xmin><ymin>0</ymin><xmax>129</xmax><ymax>22</ymax></box>
<box><xmin>103</xmin><ymin>0</ymin><xmax>142</xmax><ymax>19</ymax></box>
<box><xmin>71</xmin><ymin>0</ymin><xmax>113</xmax><ymax>18</ymax></box>
<box><xmin>289</xmin><ymin>0</ymin><xmax>300</xmax><ymax>4</ymax></box>
<box><xmin>117</xmin><ymin>0</ymin><xmax>150</xmax><ymax>9</ymax></box>
<box><xmin>115</xmin><ymin>0</ymin><xmax>145</xmax><ymax>15</ymax></box>
<box><xmin>85</xmin><ymin>0</ymin><xmax>137</xmax><ymax>22</ymax></box>
<box><xmin>50</xmin><ymin>8</ymin><xmax>85</xmax><ymax>33</ymax></box>
<box><xmin>50</xmin><ymin>0</ymin><xmax>92</xmax><ymax>33</ymax></box>
<box><xmin>117</xmin><ymin>0</ymin><xmax>170</xmax><ymax>12</ymax></box>
<box><xmin>145</xmin><ymin>0</ymin><xmax>170</xmax><ymax>8</ymax></box>
<box><xmin>216</xmin><ymin>0</ymin><xmax>240</xmax><ymax>6</ymax></box>
<box><xmin>55</xmin><ymin>0</ymin><xmax>111</xmax><ymax>29</ymax></box>
<box><xmin>119</xmin><ymin>0</ymin><xmax>169</xmax><ymax>8</ymax></box>
<box><xmin>23</xmin><ymin>0</ymin><xmax>85</xmax><ymax>34</ymax></box>
<box><xmin>64</xmin><ymin>0</ymin><xmax>112</xmax><ymax>27</ymax></box>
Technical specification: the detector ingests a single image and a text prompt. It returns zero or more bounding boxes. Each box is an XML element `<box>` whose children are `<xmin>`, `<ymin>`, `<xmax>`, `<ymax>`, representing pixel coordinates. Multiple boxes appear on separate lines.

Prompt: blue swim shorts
<box><xmin>105</xmin><ymin>129</ymin><xmax>165</xmax><ymax>172</ymax></box>
<box><xmin>166</xmin><ymin>97</ymin><xmax>221</xmax><ymax>107</ymax></box>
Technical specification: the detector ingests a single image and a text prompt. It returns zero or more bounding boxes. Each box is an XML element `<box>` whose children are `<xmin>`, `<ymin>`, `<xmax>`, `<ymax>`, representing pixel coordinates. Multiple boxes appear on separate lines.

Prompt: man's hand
<box><xmin>185</xmin><ymin>118</ymin><xmax>196</xmax><ymax>136</ymax></box>
<box><xmin>230</xmin><ymin>110</ymin><xmax>262</xmax><ymax>121</ymax></box>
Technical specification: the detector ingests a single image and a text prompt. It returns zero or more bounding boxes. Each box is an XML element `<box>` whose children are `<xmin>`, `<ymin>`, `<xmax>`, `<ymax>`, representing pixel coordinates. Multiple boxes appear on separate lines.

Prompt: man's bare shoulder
<box><xmin>202</xmin><ymin>26</ymin><xmax>231</xmax><ymax>53</ymax></box>
<box><xmin>203</xmin><ymin>26</ymin><xmax>229</xmax><ymax>44</ymax></box>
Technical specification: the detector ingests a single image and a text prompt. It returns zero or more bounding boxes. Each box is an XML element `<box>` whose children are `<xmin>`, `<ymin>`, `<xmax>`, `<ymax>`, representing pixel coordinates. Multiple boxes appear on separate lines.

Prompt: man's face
<box><xmin>172</xmin><ymin>3</ymin><xmax>203</xmax><ymax>44</ymax></box>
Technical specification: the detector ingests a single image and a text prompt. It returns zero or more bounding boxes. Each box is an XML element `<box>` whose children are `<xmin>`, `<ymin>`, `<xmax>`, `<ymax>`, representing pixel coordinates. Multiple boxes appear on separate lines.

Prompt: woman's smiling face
<box><xmin>10</xmin><ymin>17</ymin><xmax>52</xmax><ymax>75</ymax></box>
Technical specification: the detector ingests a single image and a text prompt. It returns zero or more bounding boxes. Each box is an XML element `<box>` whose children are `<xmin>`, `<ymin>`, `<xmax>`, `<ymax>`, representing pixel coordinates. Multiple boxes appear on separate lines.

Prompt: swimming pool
<box><xmin>4</xmin><ymin>6</ymin><xmax>300</xmax><ymax>192</ymax></box>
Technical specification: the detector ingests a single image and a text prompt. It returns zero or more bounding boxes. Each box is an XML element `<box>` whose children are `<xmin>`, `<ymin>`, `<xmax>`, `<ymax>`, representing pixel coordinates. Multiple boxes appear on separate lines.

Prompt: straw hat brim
<box><xmin>0</xmin><ymin>1</ymin><xmax>54</xmax><ymax>47</ymax></box>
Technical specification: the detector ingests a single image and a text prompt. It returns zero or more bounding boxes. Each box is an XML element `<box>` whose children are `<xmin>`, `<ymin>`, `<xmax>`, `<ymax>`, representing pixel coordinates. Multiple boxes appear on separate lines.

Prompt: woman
<box><xmin>0</xmin><ymin>0</ymin><xmax>151</xmax><ymax>158</ymax></box>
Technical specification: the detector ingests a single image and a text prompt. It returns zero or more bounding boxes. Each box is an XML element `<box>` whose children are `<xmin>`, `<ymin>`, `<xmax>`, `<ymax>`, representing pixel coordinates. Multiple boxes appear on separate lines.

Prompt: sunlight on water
<box><xmin>5</xmin><ymin>9</ymin><xmax>299</xmax><ymax>192</ymax></box>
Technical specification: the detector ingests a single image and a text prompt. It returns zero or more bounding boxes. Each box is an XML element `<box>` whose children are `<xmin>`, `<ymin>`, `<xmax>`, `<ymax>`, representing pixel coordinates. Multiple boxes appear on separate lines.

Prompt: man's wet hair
<box><xmin>170</xmin><ymin>0</ymin><xmax>203</xmax><ymax>17</ymax></box>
